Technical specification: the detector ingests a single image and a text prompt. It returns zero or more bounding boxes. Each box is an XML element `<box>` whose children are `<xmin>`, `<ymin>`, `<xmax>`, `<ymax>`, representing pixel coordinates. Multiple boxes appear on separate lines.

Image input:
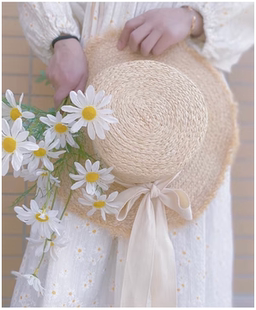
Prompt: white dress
<box><xmin>11</xmin><ymin>2</ymin><xmax>254</xmax><ymax>307</ymax></box>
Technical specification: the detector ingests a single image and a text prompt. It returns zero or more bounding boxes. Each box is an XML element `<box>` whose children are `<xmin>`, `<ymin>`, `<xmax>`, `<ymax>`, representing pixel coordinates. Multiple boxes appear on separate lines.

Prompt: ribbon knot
<box><xmin>145</xmin><ymin>182</ymin><xmax>161</xmax><ymax>199</ymax></box>
<box><xmin>114</xmin><ymin>172</ymin><xmax>193</xmax><ymax>307</ymax></box>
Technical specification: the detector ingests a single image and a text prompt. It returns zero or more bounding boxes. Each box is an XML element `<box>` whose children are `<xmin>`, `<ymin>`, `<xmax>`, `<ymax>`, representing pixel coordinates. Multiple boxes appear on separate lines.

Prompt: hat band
<box><xmin>114</xmin><ymin>172</ymin><xmax>192</xmax><ymax>306</ymax></box>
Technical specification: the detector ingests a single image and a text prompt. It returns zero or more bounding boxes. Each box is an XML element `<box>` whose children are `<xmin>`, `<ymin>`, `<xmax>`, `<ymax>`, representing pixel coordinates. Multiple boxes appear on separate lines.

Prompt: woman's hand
<box><xmin>46</xmin><ymin>38</ymin><xmax>88</xmax><ymax>109</ymax></box>
<box><xmin>117</xmin><ymin>7</ymin><xmax>203</xmax><ymax>56</ymax></box>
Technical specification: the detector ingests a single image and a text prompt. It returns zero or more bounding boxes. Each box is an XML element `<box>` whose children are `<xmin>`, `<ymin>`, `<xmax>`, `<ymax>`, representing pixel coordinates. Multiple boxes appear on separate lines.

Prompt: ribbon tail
<box><xmin>120</xmin><ymin>194</ymin><xmax>156</xmax><ymax>307</ymax></box>
<box><xmin>151</xmin><ymin>199</ymin><xmax>177</xmax><ymax>307</ymax></box>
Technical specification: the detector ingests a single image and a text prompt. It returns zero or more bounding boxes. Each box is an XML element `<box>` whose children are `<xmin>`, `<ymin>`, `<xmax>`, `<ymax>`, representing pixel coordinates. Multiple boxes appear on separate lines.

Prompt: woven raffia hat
<box><xmin>59</xmin><ymin>28</ymin><xmax>239</xmax><ymax>238</ymax></box>
<box><xmin>58</xmin><ymin>28</ymin><xmax>239</xmax><ymax>307</ymax></box>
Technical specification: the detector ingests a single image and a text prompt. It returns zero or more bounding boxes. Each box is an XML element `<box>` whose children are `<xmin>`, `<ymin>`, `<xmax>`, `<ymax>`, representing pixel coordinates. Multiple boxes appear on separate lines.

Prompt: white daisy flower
<box><xmin>2</xmin><ymin>89</ymin><xmax>35</xmax><ymax>123</ymax></box>
<box><xmin>14</xmin><ymin>167</ymin><xmax>38</xmax><ymax>181</ymax></box>
<box><xmin>2</xmin><ymin>118</ymin><xmax>39</xmax><ymax>176</ymax></box>
<box><xmin>23</xmin><ymin>131</ymin><xmax>66</xmax><ymax>172</ymax></box>
<box><xmin>27</xmin><ymin>233</ymin><xmax>69</xmax><ymax>261</ymax></box>
<box><xmin>39</xmin><ymin>111</ymin><xmax>79</xmax><ymax>149</ymax></box>
<box><xmin>14</xmin><ymin>199</ymin><xmax>63</xmax><ymax>239</ymax></box>
<box><xmin>61</xmin><ymin>85</ymin><xmax>118</xmax><ymax>140</ymax></box>
<box><xmin>78</xmin><ymin>189</ymin><xmax>120</xmax><ymax>221</ymax></box>
<box><xmin>36</xmin><ymin>169</ymin><xmax>60</xmax><ymax>190</ymax></box>
<box><xmin>11</xmin><ymin>271</ymin><xmax>45</xmax><ymax>296</ymax></box>
<box><xmin>69</xmin><ymin>159</ymin><xmax>115</xmax><ymax>195</ymax></box>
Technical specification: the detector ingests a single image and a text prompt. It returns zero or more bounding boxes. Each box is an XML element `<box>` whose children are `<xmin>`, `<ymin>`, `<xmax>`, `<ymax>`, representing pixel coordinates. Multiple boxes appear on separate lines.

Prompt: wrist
<box><xmin>52</xmin><ymin>33</ymin><xmax>80</xmax><ymax>50</ymax></box>
<box><xmin>54</xmin><ymin>38</ymin><xmax>81</xmax><ymax>51</ymax></box>
<box><xmin>182</xmin><ymin>6</ymin><xmax>204</xmax><ymax>38</ymax></box>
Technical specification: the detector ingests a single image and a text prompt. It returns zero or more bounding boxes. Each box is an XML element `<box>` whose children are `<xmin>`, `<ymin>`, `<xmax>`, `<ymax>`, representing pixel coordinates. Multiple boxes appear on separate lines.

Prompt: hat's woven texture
<box><xmin>92</xmin><ymin>60</ymin><xmax>208</xmax><ymax>184</ymax></box>
<box><xmin>58</xmin><ymin>28</ymin><xmax>239</xmax><ymax>238</ymax></box>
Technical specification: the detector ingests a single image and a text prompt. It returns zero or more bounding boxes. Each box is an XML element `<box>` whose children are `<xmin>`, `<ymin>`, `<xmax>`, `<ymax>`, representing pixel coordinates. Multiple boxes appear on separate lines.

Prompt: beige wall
<box><xmin>2</xmin><ymin>2</ymin><xmax>254</xmax><ymax>307</ymax></box>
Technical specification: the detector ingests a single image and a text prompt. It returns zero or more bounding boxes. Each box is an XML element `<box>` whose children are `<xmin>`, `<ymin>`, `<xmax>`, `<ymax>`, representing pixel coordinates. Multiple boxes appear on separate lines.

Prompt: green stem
<box><xmin>42</xmin><ymin>174</ymin><xmax>51</xmax><ymax>211</ymax></box>
<box><xmin>59</xmin><ymin>190</ymin><xmax>73</xmax><ymax>221</ymax></box>
<box><xmin>33</xmin><ymin>238</ymin><xmax>48</xmax><ymax>275</ymax></box>
<box><xmin>50</xmin><ymin>186</ymin><xmax>58</xmax><ymax>210</ymax></box>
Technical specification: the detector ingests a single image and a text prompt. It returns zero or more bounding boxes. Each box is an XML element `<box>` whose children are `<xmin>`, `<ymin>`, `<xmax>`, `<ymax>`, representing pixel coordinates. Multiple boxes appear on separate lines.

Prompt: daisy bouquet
<box><xmin>2</xmin><ymin>85</ymin><xmax>120</xmax><ymax>296</ymax></box>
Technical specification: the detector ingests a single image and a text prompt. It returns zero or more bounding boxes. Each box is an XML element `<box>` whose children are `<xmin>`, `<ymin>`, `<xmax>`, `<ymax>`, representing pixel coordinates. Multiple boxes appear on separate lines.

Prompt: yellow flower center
<box><xmin>82</xmin><ymin>106</ymin><xmax>97</xmax><ymax>121</ymax></box>
<box><xmin>50</xmin><ymin>241</ymin><xmax>54</xmax><ymax>246</ymax></box>
<box><xmin>93</xmin><ymin>200</ymin><xmax>106</xmax><ymax>209</ymax></box>
<box><xmin>85</xmin><ymin>172</ymin><xmax>99</xmax><ymax>183</ymax></box>
<box><xmin>41</xmin><ymin>172</ymin><xmax>48</xmax><ymax>177</ymax></box>
<box><xmin>10</xmin><ymin>108</ymin><xmax>22</xmax><ymax>121</ymax></box>
<box><xmin>3</xmin><ymin>137</ymin><xmax>17</xmax><ymax>153</ymax></box>
<box><xmin>35</xmin><ymin>213</ymin><xmax>49</xmax><ymax>222</ymax></box>
<box><xmin>34</xmin><ymin>148</ymin><xmax>46</xmax><ymax>157</ymax></box>
<box><xmin>54</xmin><ymin>123</ymin><xmax>68</xmax><ymax>133</ymax></box>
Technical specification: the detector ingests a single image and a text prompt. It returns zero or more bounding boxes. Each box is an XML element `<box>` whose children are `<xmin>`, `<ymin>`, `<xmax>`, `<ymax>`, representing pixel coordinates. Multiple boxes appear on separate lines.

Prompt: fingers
<box><xmin>74</xmin><ymin>74</ymin><xmax>87</xmax><ymax>93</ymax></box>
<box><xmin>140</xmin><ymin>29</ymin><xmax>162</xmax><ymax>56</ymax></box>
<box><xmin>53</xmin><ymin>86</ymin><xmax>71</xmax><ymax>110</ymax></box>
<box><xmin>117</xmin><ymin>15</ymin><xmax>145</xmax><ymax>50</ymax></box>
<box><xmin>128</xmin><ymin>23</ymin><xmax>152</xmax><ymax>52</ymax></box>
<box><xmin>151</xmin><ymin>33</ymin><xmax>176</xmax><ymax>56</ymax></box>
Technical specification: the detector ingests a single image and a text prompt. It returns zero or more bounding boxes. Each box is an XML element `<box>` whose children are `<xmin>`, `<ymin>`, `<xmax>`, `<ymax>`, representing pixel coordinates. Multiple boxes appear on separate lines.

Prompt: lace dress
<box><xmin>11</xmin><ymin>2</ymin><xmax>254</xmax><ymax>307</ymax></box>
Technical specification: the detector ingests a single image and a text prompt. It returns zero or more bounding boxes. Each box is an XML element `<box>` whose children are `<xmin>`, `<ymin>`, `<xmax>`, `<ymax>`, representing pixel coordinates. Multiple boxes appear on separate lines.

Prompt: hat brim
<box><xmin>58</xmin><ymin>28</ymin><xmax>239</xmax><ymax>238</ymax></box>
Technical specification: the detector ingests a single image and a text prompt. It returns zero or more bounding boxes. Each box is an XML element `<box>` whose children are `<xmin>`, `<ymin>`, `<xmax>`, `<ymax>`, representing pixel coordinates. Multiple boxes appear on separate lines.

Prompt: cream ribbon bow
<box><xmin>114</xmin><ymin>172</ymin><xmax>193</xmax><ymax>307</ymax></box>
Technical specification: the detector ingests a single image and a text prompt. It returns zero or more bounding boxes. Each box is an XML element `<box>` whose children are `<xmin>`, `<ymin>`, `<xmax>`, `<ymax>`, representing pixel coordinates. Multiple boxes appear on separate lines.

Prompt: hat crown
<box><xmin>92</xmin><ymin>60</ymin><xmax>208</xmax><ymax>183</ymax></box>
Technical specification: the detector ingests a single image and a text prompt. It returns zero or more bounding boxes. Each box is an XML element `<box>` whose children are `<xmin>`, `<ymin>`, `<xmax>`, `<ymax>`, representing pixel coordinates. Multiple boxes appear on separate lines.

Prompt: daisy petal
<box><xmin>48</xmin><ymin>139</ymin><xmax>59</xmax><ymax>150</ymax></box>
<box><xmin>86</xmin><ymin>182</ymin><xmax>96</xmax><ymax>195</ymax></box>
<box><xmin>97</xmin><ymin>118</ymin><xmax>110</xmax><ymax>131</ymax></box>
<box><xmin>6</xmin><ymin>89</ymin><xmax>17</xmax><ymax>108</ymax></box>
<box><xmin>47</xmin><ymin>150</ymin><xmax>66</xmax><ymax>159</ymax></box>
<box><xmin>69</xmin><ymin>91</ymin><xmax>83</xmax><ymax>108</ymax></box>
<box><xmin>74</xmin><ymin>162</ymin><xmax>87</xmax><ymax>174</ymax></box>
<box><xmin>91</xmin><ymin>161</ymin><xmax>100</xmax><ymax>172</ymax></box>
<box><xmin>78</xmin><ymin>198</ymin><xmax>92</xmax><ymax>206</ymax></box>
<box><xmin>42</xmin><ymin>157</ymin><xmax>54</xmax><ymax>171</ymax></box>
<box><xmin>87</xmin><ymin>208</ymin><xmax>96</xmax><ymax>217</ymax></box>
<box><xmin>99</xmin><ymin>115</ymin><xmax>119</xmax><ymax>123</ymax></box>
<box><xmin>71</xmin><ymin>180</ymin><xmax>85</xmax><ymax>190</ymax></box>
<box><xmin>94</xmin><ymin>90</ymin><xmax>105</xmax><ymax>106</ymax></box>
<box><xmin>71</xmin><ymin>118</ymin><xmax>86</xmax><ymax>133</ymax></box>
<box><xmin>30</xmin><ymin>200</ymin><xmax>39</xmax><ymax>213</ymax></box>
<box><xmin>47</xmin><ymin>114</ymin><xmax>57</xmax><ymax>123</ymax></box>
<box><xmin>69</xmin><ymin>173</ymin><xmax>84</xmax><ymax>181</ymax></box>
<box><xmin>2</xmin><ymin>118</ymin><xmax>11</xmax><ymax>136</ymax></box>
<box><xmin>93</xmin><ymin>120</ymin><xmax>105</xmax><ymax>140</ymax></box>
<box><xmin>2</xmin><ymin>154</ymin><xmax>11</xmax><ymax>176</ymax></box>
<box><xmin>101</xmin><ymin>209</ymin><xmax>106</xmax><ymax>221</ymax></box>
<box><xmin>87</xmin><ymin>122</ymin><xmax>95</xmax><ymax>140</ymax></box>
<box><xmin>16</xmin><ymin>131</ymin><xmax>29</xmax><ymax>142</ymax></box>
<box><xmin>19</xmin><ymin>141</ymin><xmax>39</xmax><ymax>151</ymax></box>
<box><xmin>85</xmin><ymin>159</ymin><xmax>92</xmax><ymax>172</ymax></box>
<box><xmin>85</xmin><ymin>86</ymin><xmax>95</xmax><ymax>105</ymax></box>
<box><xmin>19</xmin><ymin>93</ymin><xmax>24</xmax><ymax>105</ymax></box>
<box><xmin>98</xmin><ymin>109</ymin><xmax>113</xmax><ymax>115</ymax></box>
<box><xmin>97</xmin><ymin>95</ymin><xmax>112</xmax><ymax>109</ymax></box>
<box><xmin>39</xmin><ymin>117</ymin><xmax>53</xmax><ymax>126</ymax></box>
<box><xmin>62</xmin><ymin>114</ymin><xmax>81</xmax><ymax>123</ymax></box>
<box><xmin>22</xmin><ymin>111</ymin><xmax>35</xmax><ymax>119</ymax></box>
<box><xmin>77</xmin><ymin>90</ymin><xmax>87</xmax><ymax>104</ymax></box>
<box><xmin>28</xmin><ymin>157</ymin><xmax>39</xmax><ymax>172</ymax></box>
<box><xmin>61</xmin><ymin>106</ymin><xmax>81</xmax><ymax>113</ymax></box>
<box><xmin>107</xmin><ymin>191</ymin><xmax>119</xmax><ymax>202</ymax></box>
<box><xmin>12</xmin><ymin>151</ymin><xmax>23</xmax><ymax>171</ymax></box>
<box><xmin>11</xmin><ymin>118</ymin><xmax>22</xmax><ymax>139</ymax></box>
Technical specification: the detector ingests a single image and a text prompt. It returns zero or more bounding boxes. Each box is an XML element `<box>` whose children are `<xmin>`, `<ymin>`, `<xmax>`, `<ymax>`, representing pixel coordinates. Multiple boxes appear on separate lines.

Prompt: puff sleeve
<box><xmin>174</xmin><ymin>2</ymin><xmax>254</xmax><ymax>72</ymax></box>
<box><xmin>17</xmin><ymin>2</ymin><xmax>82</xmax><ymax>65</ymax></box>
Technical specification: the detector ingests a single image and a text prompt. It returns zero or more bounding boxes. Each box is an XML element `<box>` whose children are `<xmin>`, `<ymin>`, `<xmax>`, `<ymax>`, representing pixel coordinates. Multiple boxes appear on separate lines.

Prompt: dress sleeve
<box><xmin>18</xmin><ymin>2</ymin><xmax>82</xmax><ymax>65</ymax></box>
<box><xmin>173</xmin><ymin>2</ymin><xmax>254</xmax><ymax>72</ymax></box>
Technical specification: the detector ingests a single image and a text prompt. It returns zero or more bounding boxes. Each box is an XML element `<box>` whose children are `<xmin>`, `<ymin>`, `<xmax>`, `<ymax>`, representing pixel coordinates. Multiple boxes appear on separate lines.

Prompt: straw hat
<box><xmin>58</xmin><ymin>28</ymin><xmax>239</xmax><ymax>238</ymax></box>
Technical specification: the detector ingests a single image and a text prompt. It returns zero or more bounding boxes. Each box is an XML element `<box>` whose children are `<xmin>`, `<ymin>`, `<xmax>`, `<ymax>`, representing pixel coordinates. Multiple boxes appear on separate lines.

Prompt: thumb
<box><xmin>54</xmin><ymin>86</ymin><xmax>71</xmax><ymax>110</ymax></box>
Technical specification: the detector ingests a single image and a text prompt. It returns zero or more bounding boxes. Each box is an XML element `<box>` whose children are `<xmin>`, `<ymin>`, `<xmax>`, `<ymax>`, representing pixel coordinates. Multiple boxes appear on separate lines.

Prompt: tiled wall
<box><xmin>2</xmin><ymin>2</ymin><xmax>254</xmax><ymax>307</ymax></box>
